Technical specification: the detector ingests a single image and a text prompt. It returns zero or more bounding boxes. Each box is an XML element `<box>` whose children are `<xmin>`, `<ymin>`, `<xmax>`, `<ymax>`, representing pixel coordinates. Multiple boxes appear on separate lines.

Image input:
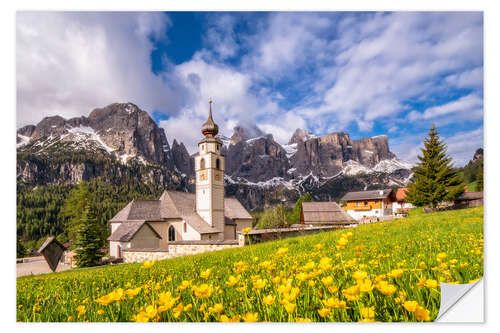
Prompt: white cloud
<box><xmin>422</xmin><ymin>93</ymin><xmax>483</xmax><ymax>120</ymax></box>
<box><xmin>160</xmin><ymin>56</ymin><xmax>283</xmax><ymax>153</ymax></box>
<box><xmin>391</xmin><ymin>126</ymin><xmax>483</xmax><ymax>167</ymax></box>
<box><xmin>445</xmin><ymin>67</ymin><xmax>483</xmax><ymax>89</ymax></box>
<box><xmin>16</xmin><ymin>12</ymin><xmax>180</xmax><ymax>127</ymax></box>
<box><xmin>288</xmin><ymin>12</ymin><xmax>483</xmax><ymax>133</ymax></box>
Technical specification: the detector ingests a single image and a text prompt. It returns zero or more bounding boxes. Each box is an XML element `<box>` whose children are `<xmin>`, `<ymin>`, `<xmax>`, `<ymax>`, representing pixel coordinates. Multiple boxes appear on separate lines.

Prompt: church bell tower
<box><xmin>195</xmin><ymin>99</ymin><xmax>225</xmax><ymax>234</ymax></box>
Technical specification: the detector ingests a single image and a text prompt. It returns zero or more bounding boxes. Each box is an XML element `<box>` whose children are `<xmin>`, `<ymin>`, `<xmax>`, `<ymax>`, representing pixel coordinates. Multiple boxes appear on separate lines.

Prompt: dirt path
<box><xmin>17</xmin><ymin>257</ymin><xmax>71</xmax><ymax>277</ymax></box>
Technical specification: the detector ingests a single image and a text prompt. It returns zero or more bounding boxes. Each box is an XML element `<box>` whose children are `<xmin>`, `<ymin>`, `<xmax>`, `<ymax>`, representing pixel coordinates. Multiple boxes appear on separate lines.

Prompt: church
<box><xmin>107</xmin><ymin>100</ymin><xmax>253</xmax><ymax>259</ymax></box>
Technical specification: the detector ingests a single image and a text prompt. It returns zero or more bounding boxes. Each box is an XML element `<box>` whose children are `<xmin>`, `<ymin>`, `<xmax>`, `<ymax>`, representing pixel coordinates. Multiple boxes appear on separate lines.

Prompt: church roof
<box><xmin>107</xmin><ymin>221</ymin><xmax>162</xmax><ymax>242</ymax></box>
<box><xmin>301</xmin><ymin>202</ymin><xmax>356</xmax><ymax>225</ymax></box>
<box><xmin>225</xmin><ymin>197</ymin><xmax>253</xmax><ymax>219</ymax></box>
<box><xmin>109</xmin><ymin>190</ymin><xmax>253</xmax><ymax>234</ymax></box>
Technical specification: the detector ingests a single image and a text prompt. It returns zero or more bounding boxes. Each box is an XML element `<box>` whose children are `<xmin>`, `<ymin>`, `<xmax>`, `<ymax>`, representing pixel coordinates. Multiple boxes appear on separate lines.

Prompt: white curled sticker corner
<box><xmin>436</xmin><ymin>278</ymin><xmax>483</xmax><ymax>322</ymax></box>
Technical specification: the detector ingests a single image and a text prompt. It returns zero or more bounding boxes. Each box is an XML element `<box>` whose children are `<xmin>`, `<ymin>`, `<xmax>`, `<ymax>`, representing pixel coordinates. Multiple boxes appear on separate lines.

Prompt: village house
<box><xmin>341</xmin><ymin>189</ymin><xmax>393</xmax><ymax>220</ymax></box>
<box><xmin>454</xmin><ymin>191</ymin><xmax>483</xmax><ymax>208</ymax></box>
<box><xmin>392</xmin><ymin>187</ymin><xmax>414</xmax><ymax>216</ymax></box>
<box><xmin>107</xmin><ymin>100</ymin><xmax>253</xmax><ymax>262</ymax></box>
<box><xmin>300</xmin><ymin>202</ymin><xmax>356</xmax><ymax>226</ymax></box>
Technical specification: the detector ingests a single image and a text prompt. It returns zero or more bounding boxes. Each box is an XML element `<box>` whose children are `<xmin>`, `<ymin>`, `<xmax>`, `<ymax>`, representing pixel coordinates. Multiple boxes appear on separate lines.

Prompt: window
<box><xmin>183</xmin><ymin>222</ymin><xmax>187</xmax><ymax>233</ymax></box>
<box><xmin>364</xmin><ymin>201</ymin><xmax>368</xmax><ymax>206</ymax></box>
<box><xmin>216</xmin><ymin>158</ymin><xmax>220</xmax><ymax>170</ymax></box>
<box><xmin>357</xmin><ymin>202</ymin><xmax>361</xmax><ymax>206</ymax></box>
<box><xmin>217</xmin><ymin>144</ymin><xmax>219</xmax><ymax>151</ymax></box>
<box><xmin>202</xmin><ymin>144</ymin><xmax>204</xmax><ymax>151</ymax></box>
<box><xmin>168</xmin><ymin>225</ymin><xmax>176</xmax><ymax>241</ymax></box>
<box><xmin>200</xmin><ymin>158</ymin><xmax>205</xmax><ymax>169</ymax></box>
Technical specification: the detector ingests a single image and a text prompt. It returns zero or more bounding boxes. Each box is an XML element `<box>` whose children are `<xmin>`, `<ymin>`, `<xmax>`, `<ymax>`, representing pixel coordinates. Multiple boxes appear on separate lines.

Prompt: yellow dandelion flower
<box><xmin>403</xmin><ymin>300</ymin><xmax>419</xmax><ymax>312</ymax></box>
<box><xmin>328</xmin><ymin>285</ymin><xmax>339</xmax><ymax>294</ymax></box>
<box><xmin>416</xmin><ymin>277</ymin><xmax>426</xmax><ymax>287</ymax></box>
<box><xmin>208</xmin><ymin>303</ymin><xmax>223</xmax><ymax>314</ymax></box>
<box><xmin>200</xmin><ymin>268</ymin><xmax>212</xmax><ymax>279</ymax></box>
<box><xmin>314</xmin><ymin>244</ymin><xmax>324</xmax><ymax>250</ymax></box>
<box><xmin>253</xmin><ymin>279</ymin><xmax>267</xmax><ymax>289</ymax></box>
<box><xmin>415</xmin><ymin>305</ymin><xmax>431</xmax><ymax>321</ymax></box>
<box><xmin>142</xmin><ymin>260</ymin><xmax>155</xmax><ymax>269</ymax></box>
<box><xmin>192</xmin><ymin>284</ymin><xmax>214</xmax><ymax>299</ymax></box>
<box><xmin>352</xmin><ymin>271</ymin><xmax>368</xmax><ymax>281</ymax></box>
<box><xmin>67</xmin><ymin>316</ymin><xmax>74</xmax><ymax>322</ymax></box>
<box><xmin>242</xmin><ymin>227</ymin><xmax>251</xmax><ymax>234</ymax></box>
<box><xmin>437</xmin><ymin>252</ymin><xmax>447</xmax><ymax>262</ymax></box>
<box><xmin>425</xmin><ymin>279</ymin><xmax>439</xmax><ymax>288</ymax></box>
<box><xmin>276</xmin><ymin>247</ymin><xmax>289</xmax><ymax>256</ymax></box>
<box><xmin>97</xmin><ymin>309</ymin><xmax>104</xmax><ymax>315</ymax></box>
<box><xmin>318</xmin><ymin>308</ymin><xmax>331</xmax><ymax>317</ymax></box>
<box><xmin>242</xmin><ymin>312</ymin><xmax>258</xmax><ymax>322</ymax></box>
<box><xmin>321</xmin><ymin>276</ymin><xmax>333</xmax><ymax>286</ymax></box>
<box><xmin>125</xmin><ymin>287</ymin><xmax>142</xmax><ymax>299</ymax></box>
<box><xmin>388</xmin><ymin>269</ymin><xmax>404</xmax><ymax>278</ymax></box>
<box><xmin>357</xmin><ymin>279</ymin><xmax>374</xmax><ymax>293</ymax></box>
<box><xmin>284</xmin><ymin>302</ymin><xmax>296</xmax><ymax>313</ymax></box>
<box><xmin>226</xmin><ymin>275</ymin><xmax>241</xmax><ymax>287</ymax></box>
<box><xmin>76</xmin><ymin>305</ymin><xmax>86</xmax><ymax>316</ymax></box>
<box><xmin>177</xmin><ymin>280</ymin><xmax>191</xmax><ymax>290</ymax></box>
<box><xmin>360</xmin><ymin>307</ymin><xmax>375</xmax><ymax>320</ymax></box>
<box><xmin>296</xmin><ymin>317</ymin><xmax>312</xmax><ymax>322</ymax></box>
<box><xmin>263</xmin><ymin>294</ymin><xmax>275</xmax><ymax>305</ymax></box>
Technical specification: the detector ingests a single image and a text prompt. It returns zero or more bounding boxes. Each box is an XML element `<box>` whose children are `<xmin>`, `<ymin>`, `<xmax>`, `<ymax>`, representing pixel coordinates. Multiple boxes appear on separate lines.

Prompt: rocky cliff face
<box><xmin>225</xmin><ymin>136</ymin><xmax>290</xmax><ymax>182</ymax></box>
<box><xmin>17</xmin><ymin>104</ymin><xmax>412</xmax><ymax>210</ymax></box>
<box><xmin>17</xmin><ymin>103</ymin><xmax>189</xmax><ymax>171</ymax></box>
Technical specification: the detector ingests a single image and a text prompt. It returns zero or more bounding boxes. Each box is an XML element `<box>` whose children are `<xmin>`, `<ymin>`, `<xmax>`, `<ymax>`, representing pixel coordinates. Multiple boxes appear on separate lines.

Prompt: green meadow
<box><xmin>17</xmin><ymin>207</ymin><xmax>483</xmax><ymax>322</ymax></box>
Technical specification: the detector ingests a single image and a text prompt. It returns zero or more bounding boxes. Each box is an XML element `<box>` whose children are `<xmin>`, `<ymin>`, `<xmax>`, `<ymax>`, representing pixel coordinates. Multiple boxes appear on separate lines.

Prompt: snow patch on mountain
<box><xmin>66</xmin><ymin>125</ymin><xmax>115</xmax><ymax>153</ymax></box>
<box><xmin>282</xmin><ymin>143</ymin><xmax>298</xmax><ymax>158</ymax></box>
<box><xmin>372</xmin><ymin>158</ymin><xmax>413</xmax><ymax>173</ymax></box>
<box><xmin>342</xmin><ymin>158</ymin><xmax>412</xmax><ymax>176</ymax></box>
<box><xmin>17</xmin><ymin>134</ymin><xmax>30</xmax><ymax>148</ymax></box>
<box><xmin>342</xmin><ymin>160</ymin><xmax>373</xmax><ymax>176</ymax></box>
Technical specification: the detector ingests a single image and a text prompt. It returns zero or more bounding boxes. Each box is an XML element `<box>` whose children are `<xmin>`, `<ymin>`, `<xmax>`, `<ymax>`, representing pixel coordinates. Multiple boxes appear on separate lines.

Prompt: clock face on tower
<box><xmin>199</xmin><ymin>169</ymin><xmax>208</xmax><ymax>181</ymax></box>
<box><xmin>214</xmin><ymin>170</ymin><xmax>222</xmax><ymax>181</ymax></box>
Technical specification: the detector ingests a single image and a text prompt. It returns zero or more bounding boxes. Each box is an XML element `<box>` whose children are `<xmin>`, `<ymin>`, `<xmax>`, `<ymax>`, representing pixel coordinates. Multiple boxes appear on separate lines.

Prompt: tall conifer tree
<box><xmin>74</xmin><ymin>205</ymin><xmax>103</xmax><ymax>268</ymax></box>
<box><xmin>406</xmin><ymin>125</ymin><xmax>464</xmax><ymax>207</ymax></box>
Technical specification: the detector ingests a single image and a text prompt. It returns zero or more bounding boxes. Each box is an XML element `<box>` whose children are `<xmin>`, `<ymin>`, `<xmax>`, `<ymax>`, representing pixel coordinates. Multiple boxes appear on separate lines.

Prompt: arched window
<box><xmin>200</xmin><ymin>158</ymin><xmax>205</xmax><ymax>169</ymax></box>
<box><xmin>168</xmin><ymin>225</ymin><xmax>176</xmax><ymax>241</ymax></box>
<box><xmin>216</xmin><ymin>158</ymin><xmax>220</xmax><ymax>170</ymax></box>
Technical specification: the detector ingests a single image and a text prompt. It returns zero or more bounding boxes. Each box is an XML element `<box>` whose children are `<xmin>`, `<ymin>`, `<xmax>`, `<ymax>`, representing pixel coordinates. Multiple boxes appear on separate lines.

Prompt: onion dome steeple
<box><xmin>201</xmin><ymin>98</ymin><xmax>219</xmax><ymax>137</ymax></box>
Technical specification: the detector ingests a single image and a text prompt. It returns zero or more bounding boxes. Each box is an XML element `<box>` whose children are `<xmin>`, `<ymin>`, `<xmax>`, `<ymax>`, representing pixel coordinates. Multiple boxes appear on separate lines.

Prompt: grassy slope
<box><xmin>17</xmin><ymin>207</ymin><xmax>483</xmax><ymax>322</ymax></box>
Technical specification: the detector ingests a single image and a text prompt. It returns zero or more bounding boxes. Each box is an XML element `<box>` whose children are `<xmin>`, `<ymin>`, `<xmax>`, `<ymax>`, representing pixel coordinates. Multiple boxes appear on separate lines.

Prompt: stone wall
<box><xmin>238</xmin><ymin>224</ymin><xmax>355</xmax><ymax>245</ymax></box>
<box><xmin>122</xmin><ymin>249</ymin><xmax>170</xmax><ymax>263</ymax></box>
<box><xmin>121</xmin><ymin>241</ymin><xmax>240</xmax><ymax>263</ymax></box>
<box><xmin>167</xmin><ymin>241</ymin><xmax>240</xmax><ymax>258</ymax></box>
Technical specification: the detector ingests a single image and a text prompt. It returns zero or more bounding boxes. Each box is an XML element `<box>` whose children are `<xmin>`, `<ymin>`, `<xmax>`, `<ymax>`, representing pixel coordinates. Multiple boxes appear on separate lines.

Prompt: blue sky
<box><xmin>16</xmin><ymin>12</ymin><xmax>483</xmax><ymax>166</ymax></box>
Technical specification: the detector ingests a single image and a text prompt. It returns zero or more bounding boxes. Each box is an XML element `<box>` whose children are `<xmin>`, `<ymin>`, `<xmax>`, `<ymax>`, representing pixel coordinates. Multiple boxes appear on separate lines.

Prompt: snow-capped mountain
<box><xmin>17</xmin><ymin>103</ymin><xmax>413</xmax><ymax>209</ymax></box>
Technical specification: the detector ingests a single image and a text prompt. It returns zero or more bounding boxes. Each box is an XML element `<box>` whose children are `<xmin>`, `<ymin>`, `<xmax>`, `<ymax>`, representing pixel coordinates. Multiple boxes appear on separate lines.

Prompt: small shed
<box><xmin>455</xmin><ymin>192</ymin><xmax>483</xmax><ymax>208</ymax></box>
<box><xmin>38</xmin><ymin>237</ymin><xmax>66</xmax><ymax>272</ymax></box>
<box><xmin>300</xmin><ymin>202</ymin><xmax>356</xmax><ymax>225</ymax></box>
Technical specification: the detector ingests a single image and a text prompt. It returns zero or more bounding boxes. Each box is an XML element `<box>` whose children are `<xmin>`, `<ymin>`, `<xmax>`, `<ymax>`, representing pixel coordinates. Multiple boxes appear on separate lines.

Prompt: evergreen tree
<box><xmin>475</xmin><ymin>163</ymin><xmax>484</xmax><ymax>192</ymax></box>
<box><xmin>59</xmin><ymin>181</ymin><xmax>93</xmax><ymax>243</ymax></box>
<box><xmin>287</xmin><ymin>193</ymin><xmax>312</xmax><ymax>224</ymax></box>
<box><xmin>73</xmin><ymin>205</ymin><xmax>103</xmax><ymax>268</ymax></box>
<box><xmin>17</xmin><ymin>237</ymin><xmax>26</xmax><ymax>258</ymax></box>
<box><xmin>406</xmin><ymin>125</ymin><xmax>465</xmax><ymax>207</ymax></box>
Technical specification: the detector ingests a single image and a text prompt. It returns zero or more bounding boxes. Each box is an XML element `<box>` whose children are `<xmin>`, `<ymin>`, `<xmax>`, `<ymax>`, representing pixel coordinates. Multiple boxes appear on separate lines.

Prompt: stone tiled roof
<box><xmin>225</xmin><ymin>197</ymin><xmax>253</xmax><ymax>219</ymax></box>
<box><xmin>107</xmin><ymin>221</ymin><xmax>162</xmax><ymax>242</ymax></box>
<box><xmin>341</xmin><ymin>189</ymin><xmax>393</xmax><ymax>201</ymax></box>
<box><xmin>301</xmin><ymin>202</ymin><xmax>356</xmax><ymax>224</ymax></box>
<box><xmin>109</xmin><ymin>190</ymin><xmax>252</xmax><ymax>235</ymax></box>
<box><xmin>457</xmin><ymin>191</ymin><xmax>483</xmax><ymax>200</ymax></box>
